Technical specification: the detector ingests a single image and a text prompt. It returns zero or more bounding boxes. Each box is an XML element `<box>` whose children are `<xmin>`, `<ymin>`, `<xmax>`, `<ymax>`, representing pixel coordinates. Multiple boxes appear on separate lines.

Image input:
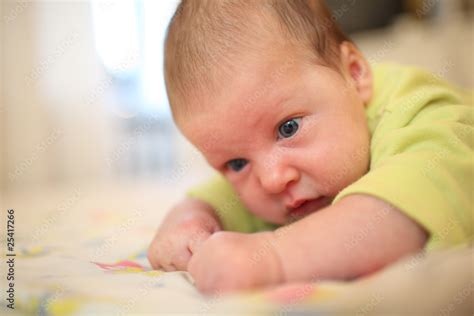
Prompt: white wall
<box><xmin>1</xmin><ymin>1</ymin><xmax>115</xmax><ymax>192</ymax></box>
<box><xmin>0</xmin><ymin>1</ymin><xmax>213</xmax><ymax>195</ymax></box>
<box><xmin>353</xmin><ymin>5</ymin><xmax>474</xmax><ymax>89</ymax></box>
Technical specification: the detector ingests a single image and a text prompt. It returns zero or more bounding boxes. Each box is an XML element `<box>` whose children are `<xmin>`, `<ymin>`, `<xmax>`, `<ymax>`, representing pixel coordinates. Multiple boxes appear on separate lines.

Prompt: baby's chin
<box><xmin>246</xmin><ymin>196</ymin><xmax>334</xmax><ymax>226</ymax></box>
<box><xmin>285</xmin><ymin>196</ymin><xmax>334</xmax><ymax>224</ymax></box>
<box><xmin>247</xmin><ymin>209</ymin><xmax>288</xmax><ymax>226</ymax></box>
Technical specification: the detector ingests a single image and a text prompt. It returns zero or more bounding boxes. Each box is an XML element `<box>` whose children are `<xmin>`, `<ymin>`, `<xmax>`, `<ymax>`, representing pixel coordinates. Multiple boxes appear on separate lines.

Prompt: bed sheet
<box><xmin>1</xmin><ymin>184</ymin><xmax>472</xmax><ymax>315</ymax></box>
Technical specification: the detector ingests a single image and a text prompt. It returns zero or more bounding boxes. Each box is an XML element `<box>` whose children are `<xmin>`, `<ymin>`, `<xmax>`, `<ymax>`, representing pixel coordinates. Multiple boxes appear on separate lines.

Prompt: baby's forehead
<box><xmin>181</xmin><ymin>93</ymin><xmax>292</xmax><ymax>153</ymax></box>
<box><xmin>176</xmin><ymin>56</ymin><xmax>338</xmax><ymax>151</ymax></box>
<box><xmin>214</xmin><ymin>56</ymin><xmax>302</xmax><ymax>105</ymax></box>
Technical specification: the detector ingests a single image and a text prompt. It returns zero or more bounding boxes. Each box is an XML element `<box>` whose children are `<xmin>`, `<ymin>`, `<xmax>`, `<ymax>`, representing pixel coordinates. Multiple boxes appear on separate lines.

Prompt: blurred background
<box><xmin>0</xmin><ymin>0</ymin><xmax>473</xmax><ymax>200</ymax></box>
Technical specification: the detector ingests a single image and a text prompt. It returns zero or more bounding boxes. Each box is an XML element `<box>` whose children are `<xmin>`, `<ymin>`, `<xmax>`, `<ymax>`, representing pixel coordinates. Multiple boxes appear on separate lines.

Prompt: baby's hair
<box><xmin>164</xmin><ymin>0</ymin><xmax>350</xmax><ymax>115</ymax></box>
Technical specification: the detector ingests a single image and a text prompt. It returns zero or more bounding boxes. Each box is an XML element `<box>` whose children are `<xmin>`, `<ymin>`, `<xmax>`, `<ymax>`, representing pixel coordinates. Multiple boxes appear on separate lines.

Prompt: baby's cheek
<box><xmin>318</xmin><ymin>151</ymin><xmax>367</xmax><ymax>195</ymax></box>
<box><xmin>239</xmin><ymin>189</ymin><xmax>284</xmax><ymax>223</ymax></box>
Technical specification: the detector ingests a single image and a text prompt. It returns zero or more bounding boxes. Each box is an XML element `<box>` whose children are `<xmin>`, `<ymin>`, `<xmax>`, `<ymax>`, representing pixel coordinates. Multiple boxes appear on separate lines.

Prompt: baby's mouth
<box><xmin>286</xmin><ymin>196</ymin><xmax>332</xmax><ymax>220</ymax></box>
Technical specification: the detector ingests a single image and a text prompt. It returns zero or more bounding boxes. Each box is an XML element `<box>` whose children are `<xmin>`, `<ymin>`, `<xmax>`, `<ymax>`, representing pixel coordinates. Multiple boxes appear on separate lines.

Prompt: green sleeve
<box><xmin>335</xmin><ymin>64</ymin><xmax>474</xmax><ymax>250</ymax></box>
<box><xmin>187</xmin><ymin>174</ymin><xmax>277</xmax><ymax>233</ymax></box>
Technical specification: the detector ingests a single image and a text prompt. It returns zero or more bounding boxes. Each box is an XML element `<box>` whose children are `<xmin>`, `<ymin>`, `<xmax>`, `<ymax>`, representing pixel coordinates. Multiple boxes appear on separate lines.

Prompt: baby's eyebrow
<box><xmin>202</xmin><ymin>146</ymin><xmax>235</xmax><ymax>166</ymax></box>
<box><xmin>246</xmin><ymin>96</ymin><xmax>291</xmax><ymax>128</ymax></box>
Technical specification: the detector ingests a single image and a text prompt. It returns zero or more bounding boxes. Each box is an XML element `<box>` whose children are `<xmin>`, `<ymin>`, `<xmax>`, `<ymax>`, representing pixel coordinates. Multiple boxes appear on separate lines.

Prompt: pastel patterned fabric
<box><xmin>2</xmin><ymin>201</ymin><xmax>472</xmax><ymax>315</ymax></box>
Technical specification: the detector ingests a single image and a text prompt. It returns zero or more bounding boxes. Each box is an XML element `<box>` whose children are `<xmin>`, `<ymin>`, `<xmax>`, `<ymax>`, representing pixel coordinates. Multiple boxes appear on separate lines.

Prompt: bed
<box><xmin>1</xmin><ymin>182</ymin><xmax>472</xmax><ymax>315</ymax></box>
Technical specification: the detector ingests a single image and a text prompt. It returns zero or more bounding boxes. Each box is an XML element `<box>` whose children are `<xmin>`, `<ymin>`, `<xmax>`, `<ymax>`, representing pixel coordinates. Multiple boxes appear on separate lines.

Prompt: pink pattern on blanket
<box><xmin>92</xmin><ymin>260</ymin><xmax>145</xmax><ymax>272</ymax></box>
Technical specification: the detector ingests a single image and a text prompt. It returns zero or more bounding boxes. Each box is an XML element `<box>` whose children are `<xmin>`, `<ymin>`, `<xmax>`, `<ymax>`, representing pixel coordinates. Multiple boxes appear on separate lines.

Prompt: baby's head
<box><xmin>165</xmin><ymin>0</ymin><xmax>373</xmax><ymax>224</ymax></box>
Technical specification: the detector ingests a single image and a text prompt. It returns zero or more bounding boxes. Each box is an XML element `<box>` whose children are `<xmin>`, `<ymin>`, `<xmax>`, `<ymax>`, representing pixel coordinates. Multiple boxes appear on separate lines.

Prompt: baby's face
<box><xmin>178</xmin><ymin>54</ymin><xmax>371</xmax><ymax>224</ymax></box>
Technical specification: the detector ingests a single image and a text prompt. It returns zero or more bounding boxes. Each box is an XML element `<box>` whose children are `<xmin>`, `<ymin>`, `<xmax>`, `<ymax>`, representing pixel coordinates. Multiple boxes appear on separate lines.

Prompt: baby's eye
<box><xmin>226</xmin><ymin>158</ymin><xmax>248</xmax><ymax>172</ymax></box>
<box><xmin>278</xmin><ymin>118</ymin><xmax>301</xmax><ymax>139</ymax></box>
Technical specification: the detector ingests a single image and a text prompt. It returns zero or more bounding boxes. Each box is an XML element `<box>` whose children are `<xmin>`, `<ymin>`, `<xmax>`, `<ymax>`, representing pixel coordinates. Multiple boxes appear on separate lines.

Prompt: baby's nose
<box><xmin>258</xmin><ymin>161</ymin><xmax>300</xmax><ymax>194</ymax></box>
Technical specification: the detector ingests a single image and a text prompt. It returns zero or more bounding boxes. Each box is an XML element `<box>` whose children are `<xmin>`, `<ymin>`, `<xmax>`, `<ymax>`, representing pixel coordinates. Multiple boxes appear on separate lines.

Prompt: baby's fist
<box><xmin>147</xmin><ymin>198</ymin><xmax>221</xmax><ymax>271</ymax></box>
<box><xmin>188</xmin><ymin>231</ymin><xmax>284</xmax><ymax>293</ymax></box>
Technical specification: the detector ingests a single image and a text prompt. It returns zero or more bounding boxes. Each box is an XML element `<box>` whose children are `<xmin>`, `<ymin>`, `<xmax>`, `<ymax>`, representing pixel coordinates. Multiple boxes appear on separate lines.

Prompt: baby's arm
<box><xmin>272</xmin><ymin>194</ymin><xmax>428</xmax><ymax>282</ymax></box>
<box><xmin>187</xmin><ymin>194</ymin><xmax>427</xmax><ymax>292</ymax></box>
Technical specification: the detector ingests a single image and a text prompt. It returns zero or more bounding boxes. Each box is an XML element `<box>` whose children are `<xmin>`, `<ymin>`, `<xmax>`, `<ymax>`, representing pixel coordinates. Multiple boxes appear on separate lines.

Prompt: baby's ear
<box><xmin>339</xmin><ymin>41</ymin><xmax>373</xmax><ymax>105</ymax></box>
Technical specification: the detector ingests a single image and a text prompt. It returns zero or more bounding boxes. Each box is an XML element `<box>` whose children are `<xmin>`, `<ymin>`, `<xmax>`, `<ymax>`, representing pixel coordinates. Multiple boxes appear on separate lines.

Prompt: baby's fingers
<box><xmin>188</xmin><ymin>229</ymin><xmax>212</xmax><ymax>254</ymax></box>
<box><xmin>147</xmin><ymin>238</ymin><xmax>173</xmax><ymax>270</ymax></box>
<box><xmin>170</xmin><ymin>247</ymin><xmax>192</xmax><ymax>271</ymax></box>
<box><xmin>147</xmin><ymin>248</ymin><xmax>161</xmax><ymax>270</ymax></box>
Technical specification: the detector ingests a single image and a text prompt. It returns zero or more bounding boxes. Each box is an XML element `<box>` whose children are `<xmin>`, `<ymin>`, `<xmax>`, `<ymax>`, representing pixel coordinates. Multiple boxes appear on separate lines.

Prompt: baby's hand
<box><xmin>147</xmin><ymin>198</ymin><xmax>221</xmax><ymax>271</ymax></box>
<box><xmin>188</xmin><ymin>231</ymin><xmax>283</xmax><ymax>293</ymax></box>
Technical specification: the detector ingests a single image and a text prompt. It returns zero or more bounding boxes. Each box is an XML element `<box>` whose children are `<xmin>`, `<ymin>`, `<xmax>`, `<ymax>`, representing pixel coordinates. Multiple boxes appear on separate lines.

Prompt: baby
<box><xmin>148</xmin><ymin>0</ymin><xmax>473</xmax><ymax>293</ymax></box>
